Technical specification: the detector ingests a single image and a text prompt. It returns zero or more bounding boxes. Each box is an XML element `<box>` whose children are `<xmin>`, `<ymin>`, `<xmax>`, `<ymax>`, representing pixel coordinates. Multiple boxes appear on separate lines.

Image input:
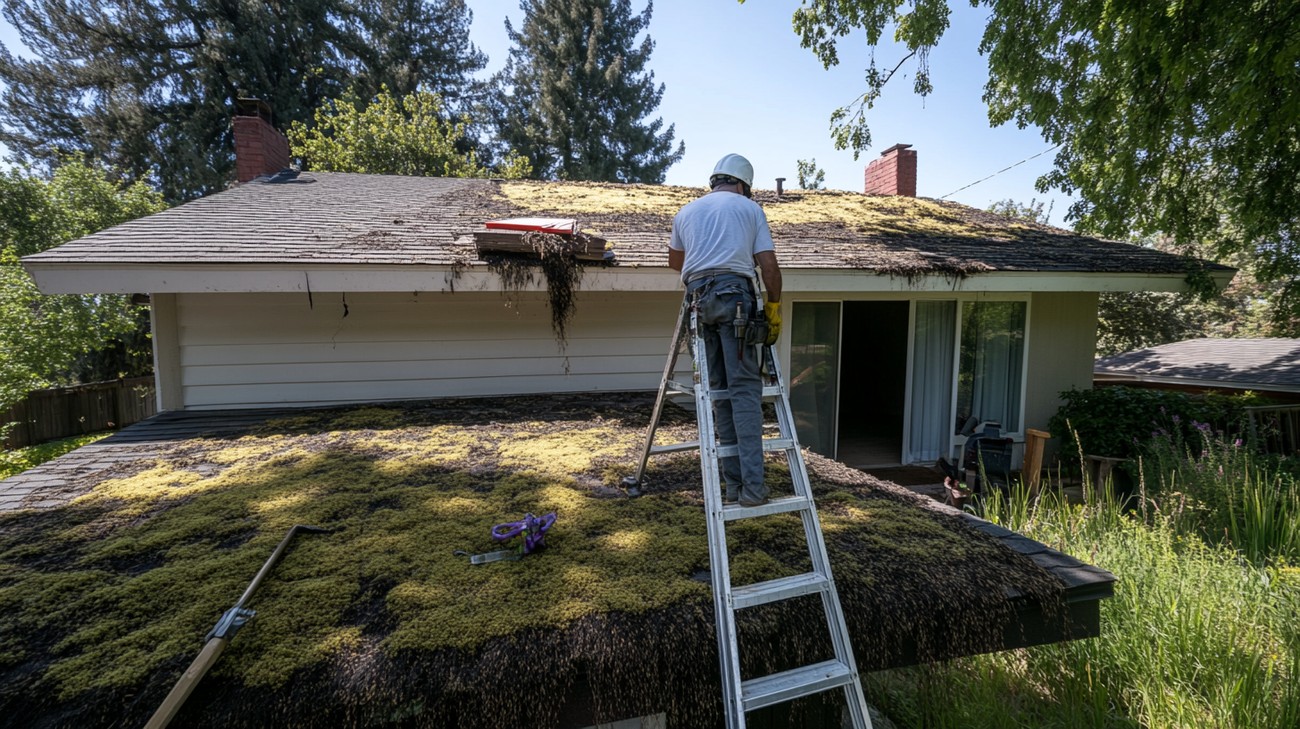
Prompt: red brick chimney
<box><xmin>232</xmin><ymin>98</ymin><xmax>291</xmax><ymax>182</ymax></box>
<box><xmin>864</xmin><ymin>143</ymin><xmax>917</xmax><ymax>196</ymax></box>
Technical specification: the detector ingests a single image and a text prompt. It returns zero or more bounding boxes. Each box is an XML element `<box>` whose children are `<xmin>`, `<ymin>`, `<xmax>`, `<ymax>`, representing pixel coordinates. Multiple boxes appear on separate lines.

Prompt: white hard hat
<box><xmin>711</xmin><ymin>153</ymin><xmax>754</xmax><ymax>188</ymax></box>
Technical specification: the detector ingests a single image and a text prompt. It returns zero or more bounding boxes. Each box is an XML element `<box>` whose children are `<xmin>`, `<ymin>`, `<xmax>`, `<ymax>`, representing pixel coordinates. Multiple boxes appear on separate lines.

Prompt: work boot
<box><xmin>738</xmin><ymin>486</ymin><xmax>769</xmax><ymax>508</ymax></box>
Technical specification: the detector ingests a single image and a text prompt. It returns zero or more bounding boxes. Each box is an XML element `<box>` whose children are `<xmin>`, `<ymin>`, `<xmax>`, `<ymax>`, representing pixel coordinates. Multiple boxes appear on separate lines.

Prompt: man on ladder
<box><xmin>632</xmin><ymin>154</ymin><xmax>872</xmax><ymax>728</ymax></box>
<box><xmin>668</xmin><ymin>153</ymin><xmax>784</xmax><ymax>507</ymax></box>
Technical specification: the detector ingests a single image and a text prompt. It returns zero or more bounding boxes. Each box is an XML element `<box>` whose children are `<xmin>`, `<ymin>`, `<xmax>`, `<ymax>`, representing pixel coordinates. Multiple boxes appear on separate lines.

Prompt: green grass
<box><xmin>866</xmin><ymin>454</ymin><xmax>1300</xmax><ymax>729</ymax></box>
<box><xmin>0</xmin><ymin>432</ymin><xmax>109</xmax><ymax>480</ymax></box>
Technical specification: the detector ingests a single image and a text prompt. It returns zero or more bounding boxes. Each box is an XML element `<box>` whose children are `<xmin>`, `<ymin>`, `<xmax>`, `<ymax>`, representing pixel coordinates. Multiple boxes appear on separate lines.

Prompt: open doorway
<box><xmin>836</xmin><ymin>301</ymin><xmax>910</xmax><ymax>467</ymax></box>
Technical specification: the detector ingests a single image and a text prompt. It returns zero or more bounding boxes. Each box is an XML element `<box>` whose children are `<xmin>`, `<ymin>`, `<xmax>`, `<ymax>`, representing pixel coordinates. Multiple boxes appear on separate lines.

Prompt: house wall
<box><xmin>159</xmin><ymin>289</ymin><xmax>1104</xmax><ymax>470</ymax></box>
<box><xmin>1024</xmin><ymin>291</ymin><xmax>1100</xmax><ymax>459</ymax></box>
<box><xmin>169</xmin><ymin>291</ymin><xmax>681</xmax><ymax>410</ymax></box>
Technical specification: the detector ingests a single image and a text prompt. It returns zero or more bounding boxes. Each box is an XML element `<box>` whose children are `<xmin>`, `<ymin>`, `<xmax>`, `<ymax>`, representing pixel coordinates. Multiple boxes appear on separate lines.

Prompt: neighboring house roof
<box><xmin>22</xmin><ymin>172</ymin><xmax>1234</xmax><ymax>295</ymax></box>
<box><xmin>1095</xmin><ymin>338</ymin><xmax>1300</xmax><ymax>393</ymax></box>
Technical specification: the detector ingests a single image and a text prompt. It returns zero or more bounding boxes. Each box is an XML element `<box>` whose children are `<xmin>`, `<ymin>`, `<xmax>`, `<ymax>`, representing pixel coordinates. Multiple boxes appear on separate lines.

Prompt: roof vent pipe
<box><xmin>775</xmin><ymin>177</ymin><xmax>785</xmax><ymax>196</ymax></box>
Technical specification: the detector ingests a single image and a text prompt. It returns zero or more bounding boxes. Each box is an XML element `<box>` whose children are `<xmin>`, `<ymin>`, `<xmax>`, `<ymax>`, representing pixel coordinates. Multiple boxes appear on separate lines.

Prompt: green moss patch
<box><xmin>497</xmin><ymin>181</ymin><xmax>1034</xmax><ymax>244</ymax></box>
<box><xmin>0</xmin><ymin>394</ymin><xmax>1064</xmax><ymax>728</ymax></box>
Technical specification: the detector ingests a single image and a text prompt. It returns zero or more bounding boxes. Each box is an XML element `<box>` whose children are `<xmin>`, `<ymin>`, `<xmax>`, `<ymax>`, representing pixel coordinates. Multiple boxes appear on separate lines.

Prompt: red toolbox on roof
<box><xmin>484</xmin><ymin>218</ymin><xmax>577</xmax><ymax>234</ymax></box>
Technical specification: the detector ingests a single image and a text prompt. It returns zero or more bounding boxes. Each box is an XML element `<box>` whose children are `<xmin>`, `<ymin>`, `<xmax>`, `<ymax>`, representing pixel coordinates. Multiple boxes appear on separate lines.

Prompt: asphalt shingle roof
<box><xmin>24</xmin><ymin>172</ymin><xmax>1227</xmax><ymax>277</ymax></box>
<box><xmin>1095</xmin><ymin>338</ymin><xmax>1300</xmax><ymax>390</ymax></box>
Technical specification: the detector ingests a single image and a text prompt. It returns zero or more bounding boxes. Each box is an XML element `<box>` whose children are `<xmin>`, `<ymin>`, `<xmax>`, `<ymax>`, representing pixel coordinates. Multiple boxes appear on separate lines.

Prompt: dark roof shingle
<box><xmin>1095</xmin><ymin>338</ymin><xmax>1300</xmax><ymax>390</ymax></box>
<box><xmin>24</xmin><ymin>172</ymin><xmax>1228</xmax><ymax>277</ymax></box>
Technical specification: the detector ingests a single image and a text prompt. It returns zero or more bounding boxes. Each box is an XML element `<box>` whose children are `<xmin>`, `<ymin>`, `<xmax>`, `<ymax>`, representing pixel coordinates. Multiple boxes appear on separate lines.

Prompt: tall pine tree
<box><xmin>349</xmin><ymin>0</ymin><xmax>487</xmax><ymax>110</ymax></box>
<box><xmin>0</xmin><ymin>0</ymin><xmax>485</xmax><ymax>201</ymax></box>
<box><xmin>492</xmin><ymin>0</ymin><xmax>683</xmax><ymax>183</ymax></box>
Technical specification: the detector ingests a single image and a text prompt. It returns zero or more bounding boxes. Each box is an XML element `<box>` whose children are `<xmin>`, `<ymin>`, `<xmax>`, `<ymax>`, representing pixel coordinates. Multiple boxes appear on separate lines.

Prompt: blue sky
<box><xmin>1</xmin><ymin>1</ymin><xmax>1074</xmax><ymax>225</ymax></box>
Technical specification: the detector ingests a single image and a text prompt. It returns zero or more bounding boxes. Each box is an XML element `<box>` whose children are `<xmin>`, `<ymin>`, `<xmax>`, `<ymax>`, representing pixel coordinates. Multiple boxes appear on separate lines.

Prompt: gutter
<box><xmin>22</xmin><ymin>260</ymin><xmax>1222</xmax><ymax>297</ymax></box>
<box><xmin>1094</xmin><ymin>372</ymin><xmax>1300</xmax><ymax>395</ymax></box>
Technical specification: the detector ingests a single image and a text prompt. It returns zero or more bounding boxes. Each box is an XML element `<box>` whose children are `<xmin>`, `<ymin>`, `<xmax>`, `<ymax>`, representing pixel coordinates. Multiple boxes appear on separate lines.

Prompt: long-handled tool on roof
<box><xmin>144</xmin><ymin>524</ymin><xmax>330</xmax><ymax>729</ymax></box>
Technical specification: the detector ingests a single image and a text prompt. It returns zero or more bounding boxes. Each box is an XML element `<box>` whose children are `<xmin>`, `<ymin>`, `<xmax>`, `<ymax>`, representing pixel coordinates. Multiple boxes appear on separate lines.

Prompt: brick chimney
<box><xmin>232</xmin><ymin>98</ymin><xmax>291</xmax><ymax>182</ymax></box>
<box><xmin>863</xmin><ymin>143</ymin><xmax>917</xmax><ymax>196</ymax></box>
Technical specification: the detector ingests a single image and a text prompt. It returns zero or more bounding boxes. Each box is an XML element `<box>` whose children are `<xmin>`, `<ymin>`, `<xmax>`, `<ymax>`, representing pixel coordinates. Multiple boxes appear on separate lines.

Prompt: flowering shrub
<box><xmin>1049</xmin><ymin>385</ymin><xmax>1265</xmax><ymax>467</ymax></box>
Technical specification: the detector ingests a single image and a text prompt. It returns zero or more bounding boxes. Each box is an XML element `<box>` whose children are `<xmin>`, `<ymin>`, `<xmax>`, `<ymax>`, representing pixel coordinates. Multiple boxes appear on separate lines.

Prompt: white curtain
<box><xmin>907</xmin><ymin>301</ymin><xmax>955</xmax><ymax>462</ymax></box>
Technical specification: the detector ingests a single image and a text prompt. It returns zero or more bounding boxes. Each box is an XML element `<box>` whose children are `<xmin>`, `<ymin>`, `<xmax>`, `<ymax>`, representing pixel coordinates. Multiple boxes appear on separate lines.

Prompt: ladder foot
<box><xmin>621</xmin><ymin>475</ymin><xmax>645</xmax><ymax>498</ymax></box>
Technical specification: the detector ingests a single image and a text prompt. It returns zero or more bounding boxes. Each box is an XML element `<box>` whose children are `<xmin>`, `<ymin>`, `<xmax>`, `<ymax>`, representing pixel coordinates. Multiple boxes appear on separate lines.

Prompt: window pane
<box><xmin>955</xmin><ymin>301</ymin><xmax>1026</xmax><ymax>433</ymax></box>
<box><xmin>790</xmin><ymin>302</ymin><xmax>841</xmax><ymax>457</ymax></box>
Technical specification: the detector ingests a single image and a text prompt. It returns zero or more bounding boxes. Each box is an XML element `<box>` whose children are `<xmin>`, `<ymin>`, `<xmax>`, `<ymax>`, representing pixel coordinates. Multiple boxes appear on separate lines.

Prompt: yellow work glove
<box><xmin>764</xmin><ymin>301</ymin><xmax>782</xmax><ymax>346</ymax></box>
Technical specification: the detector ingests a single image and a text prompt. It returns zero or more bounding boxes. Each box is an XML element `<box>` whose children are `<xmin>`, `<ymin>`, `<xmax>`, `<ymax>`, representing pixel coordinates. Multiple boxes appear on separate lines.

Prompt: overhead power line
<box><xmin>939</xmin><ymin>144</ymin><xmax>1062</xmax><ymax>200</ymax></box>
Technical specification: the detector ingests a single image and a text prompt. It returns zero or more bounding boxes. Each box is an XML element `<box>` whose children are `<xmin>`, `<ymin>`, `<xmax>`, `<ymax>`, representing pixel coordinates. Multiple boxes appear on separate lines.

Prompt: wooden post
<box><xmin>1024</xmin><ymin>428</ymin><xmax>1050</xmax><ymax>499</ymax></box>
<box><xmin>1084</xmin><ymin>455</ymin><xmax>1127</xmax><ymax>504</ymax></box>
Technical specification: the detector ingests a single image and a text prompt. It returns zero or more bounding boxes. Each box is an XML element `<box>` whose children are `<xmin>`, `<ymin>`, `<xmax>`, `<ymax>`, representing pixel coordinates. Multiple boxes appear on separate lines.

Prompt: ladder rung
<box><xmin>731</xmin><ymin>572</ymin><xmax>829</xmax><ymax>610</ymax></box>
<box><xmin>741</xmin><ymin>659</ymin><xmax>856</xmax><ymax>712</ymax></box>
<box><xmin>716</xmin><ymin>438</ymin><xmax>795</xmax><ymax>459</ymax></box>
<box><xmin>722</xmin><ymin>495</ymin><xmax>810</xmax><ymax>521</ymax></box>
<box><xmin>649</xmin><ymin>440</ymin><xmax>699</xmax><ymax>455</ymax></box>
<box><xmin>666</xmin><ymin>379</ymin><xmax>694</xmax><ymax>394</ymax></box>
<box><xmin>709</xmin><ymin>385</ymin><xmax>784</xmax><ymax>401</ymax></box>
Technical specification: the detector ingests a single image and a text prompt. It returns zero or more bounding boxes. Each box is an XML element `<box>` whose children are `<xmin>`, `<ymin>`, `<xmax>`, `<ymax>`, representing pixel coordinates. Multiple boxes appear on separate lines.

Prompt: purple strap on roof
<box><xmin>491</xmin><ymin>512</ymin><xmax>557</xmax><ymax>555</ymax></box>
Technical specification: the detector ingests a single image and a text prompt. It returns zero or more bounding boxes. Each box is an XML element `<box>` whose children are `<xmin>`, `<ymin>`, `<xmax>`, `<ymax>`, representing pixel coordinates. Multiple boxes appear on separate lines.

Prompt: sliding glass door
<box><xmin>955</xmin><ymin>301</ymin><xmax>1027</xmax><ymax>433</ymax></box>
<box><xmin>790</xmin><ymin>302</ymin><xmax>841</xmax><ymax>458</ymax></box>
<box><xmin>789</xmin><ymin>298</ymin><xmax>1027</xmax><ymax>466</ymax></box>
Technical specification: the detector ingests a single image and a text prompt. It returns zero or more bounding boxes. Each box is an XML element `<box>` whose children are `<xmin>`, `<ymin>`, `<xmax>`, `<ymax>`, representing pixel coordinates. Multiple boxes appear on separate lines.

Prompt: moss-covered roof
<box><xmin>24</xmin><ymin>173</ymin><xmax>1227</xmax><ymax>280</ymax></box>
<box><xmin>0</xmin><ymin>395</ymin><xmax>1078</xmax><ymax>728</ymax></box>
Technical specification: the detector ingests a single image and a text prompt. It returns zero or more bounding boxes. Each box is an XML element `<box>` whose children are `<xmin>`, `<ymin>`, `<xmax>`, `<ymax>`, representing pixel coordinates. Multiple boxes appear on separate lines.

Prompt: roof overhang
<box><xmin>1094</xmin><ymin>371</ymin><xmax>1300</xmax><ymax>394</ymax></box>
<box><xmin>22</xmin><ymin>261</ymin><xmax>1233</xmax><ymax>296</ymax></box>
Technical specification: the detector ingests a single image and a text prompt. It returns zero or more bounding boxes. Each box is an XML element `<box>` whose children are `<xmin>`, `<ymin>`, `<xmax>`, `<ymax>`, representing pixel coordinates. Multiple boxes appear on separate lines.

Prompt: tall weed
<box><xmin>868</xmin><ymin>484</ymin><xmax>1300</xmax><ymax>728</ymax></box>
<box><xmin>1139</xmin><ymin>425</ymin><xmax>1300</xmax><ymax>564</ymax></box>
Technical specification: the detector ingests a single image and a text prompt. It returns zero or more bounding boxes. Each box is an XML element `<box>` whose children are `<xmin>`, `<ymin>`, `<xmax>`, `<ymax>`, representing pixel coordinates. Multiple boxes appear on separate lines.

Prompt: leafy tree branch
<box><xmin>288</xmin><ymin>88</ymin><xmax>531</xmax><ymax>179</ymax></box>
<box><xmin>764</xmin><ymin>0</ymin><xmax>1300</xmax><ymax>332</ymax></box>
<box><xmin>1</xmin><ymin>161</ymin><xmax>166</xmax><ymax>410</ymax></box>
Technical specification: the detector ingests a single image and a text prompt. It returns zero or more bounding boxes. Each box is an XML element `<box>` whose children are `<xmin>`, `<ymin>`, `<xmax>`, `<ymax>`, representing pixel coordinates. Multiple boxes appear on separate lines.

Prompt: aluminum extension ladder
<box><xmin>622</xmin><ymin>296</ymin><xmax>872</xmax><ymax>729</ymax></box>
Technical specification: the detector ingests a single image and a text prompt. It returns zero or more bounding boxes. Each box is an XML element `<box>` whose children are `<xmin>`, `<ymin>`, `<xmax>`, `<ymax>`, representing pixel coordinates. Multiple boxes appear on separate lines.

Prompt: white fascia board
<box><xmin>784</xmin><ymin>269</ymin><xmax>1230</xmax><ymax>293</ymax></box>
<box><xmin>24</xmin><ymin>261</ymin><xmax>1225</xmax><ymax>295</ymax></box>
<box><xmin>23</xmin><ymin>263</ymin><xmax>684</xmax><ymax>295</ymax></box>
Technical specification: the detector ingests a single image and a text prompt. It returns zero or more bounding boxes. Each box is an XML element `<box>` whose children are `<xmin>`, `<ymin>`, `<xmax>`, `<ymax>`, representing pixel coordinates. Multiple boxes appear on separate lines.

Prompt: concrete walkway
<box><xmin>0</xmin><ymin>409</ymin><xmax>287</xmax><ymax>513</ymax></box>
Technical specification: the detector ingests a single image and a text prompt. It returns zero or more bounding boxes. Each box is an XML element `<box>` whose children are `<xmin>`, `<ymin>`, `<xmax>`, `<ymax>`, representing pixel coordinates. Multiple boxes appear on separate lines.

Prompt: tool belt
<box><xmin>688</xmin><ymin>272</ymin><xmax>769</xmax><ymax>346</ymax></box>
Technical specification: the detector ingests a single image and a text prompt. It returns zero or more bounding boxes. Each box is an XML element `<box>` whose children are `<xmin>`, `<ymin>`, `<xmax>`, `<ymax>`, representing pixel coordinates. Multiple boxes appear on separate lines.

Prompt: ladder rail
<box><xmin>625</xmin><ymin>299</ymin><xmax>690</xmax><ymax>492</ymax></box>
<box><xmin>768</xmin><ymin>348</ymin><xmax>873</xmax><ymax>726</ymax></box>
<box><xmin>691</xmin><ymin>304</ymin><xmax>747</xmax><ymax>729</ymax></box>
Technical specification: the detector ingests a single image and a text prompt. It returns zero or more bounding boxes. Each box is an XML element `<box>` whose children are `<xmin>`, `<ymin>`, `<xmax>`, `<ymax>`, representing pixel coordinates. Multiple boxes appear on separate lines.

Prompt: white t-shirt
<box><xmin>669</xmin><ymin>191</ymin><xmax>775</xmax><ymax>281</ymax></box>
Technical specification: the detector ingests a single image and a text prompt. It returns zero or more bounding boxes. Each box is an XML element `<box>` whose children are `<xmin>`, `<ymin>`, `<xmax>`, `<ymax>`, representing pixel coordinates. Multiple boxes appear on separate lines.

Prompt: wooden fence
<box><xmin>2</xmin><ymin>377</ymin><xmax>156</xmax><ymax>449</ymax></box>
<box><xmin>1245</xmin><ymin>404</ymin><xmax>1300</xmax><ymax>458</ymax></box>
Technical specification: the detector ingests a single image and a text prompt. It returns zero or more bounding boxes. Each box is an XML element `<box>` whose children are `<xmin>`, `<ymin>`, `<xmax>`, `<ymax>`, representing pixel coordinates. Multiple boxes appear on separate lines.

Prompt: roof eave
<box><xmin>1094</xmin><ymin>372</ymin><xmax>1300</xmax><ymax>393</ymax></box>
<box><xmin>22</xmin><ymin>260</ymin><xmax>1220</xmax><ymax>296</ymax></box>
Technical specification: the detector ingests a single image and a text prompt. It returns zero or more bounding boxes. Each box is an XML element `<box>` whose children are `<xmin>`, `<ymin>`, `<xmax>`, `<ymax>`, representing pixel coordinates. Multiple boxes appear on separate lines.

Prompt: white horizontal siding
<box><xmin>174</xmin><ymin>291</ymin><xmax>681</xmax><ymax>409</ymax></box>
<box><xmin>182</xmin><ymin>338</ymin><xmax>668</xmax><ymax>368</ymax></box>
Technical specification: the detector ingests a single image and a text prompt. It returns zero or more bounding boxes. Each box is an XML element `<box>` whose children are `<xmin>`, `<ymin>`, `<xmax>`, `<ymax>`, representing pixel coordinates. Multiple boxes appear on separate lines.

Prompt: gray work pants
<box><xmin>686</xmin><ymin>275</ymin><xmax>765</xmax><ymax>501</ymax></box>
